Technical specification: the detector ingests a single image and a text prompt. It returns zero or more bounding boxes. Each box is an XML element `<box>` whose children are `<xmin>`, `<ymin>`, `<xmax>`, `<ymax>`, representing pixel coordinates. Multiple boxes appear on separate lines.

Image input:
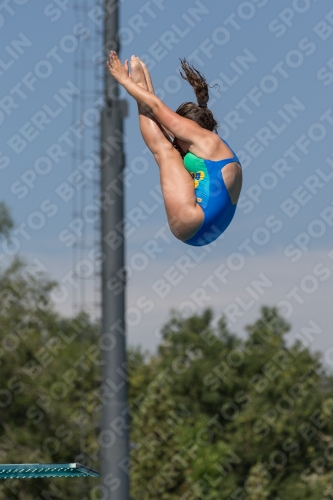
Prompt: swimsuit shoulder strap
<box><xmin>220</xmin><ymin>137</ymin><xmax>240</xmax><ymax>164</ymax></box>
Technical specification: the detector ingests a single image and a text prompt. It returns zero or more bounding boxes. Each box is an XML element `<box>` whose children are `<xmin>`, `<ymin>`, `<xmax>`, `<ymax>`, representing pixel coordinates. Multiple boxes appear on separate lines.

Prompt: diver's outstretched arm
<box><xmin>107</xmin><ymin>51</ymin><xmax>205</xmax><ymax>147</ymax></box>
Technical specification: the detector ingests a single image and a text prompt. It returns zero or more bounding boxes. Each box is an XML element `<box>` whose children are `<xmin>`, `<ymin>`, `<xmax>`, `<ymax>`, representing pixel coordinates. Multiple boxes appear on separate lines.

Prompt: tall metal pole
<box><xmin>101</xmin><ymin>0</ymin><xmax>129</xmax><ymax>498</ymax></box>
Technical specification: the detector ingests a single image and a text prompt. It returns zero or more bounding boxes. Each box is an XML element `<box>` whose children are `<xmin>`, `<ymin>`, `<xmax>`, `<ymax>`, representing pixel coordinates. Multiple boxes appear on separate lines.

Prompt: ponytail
<box><xmin>176</xmin><ymin>58</ymin><xmax>218</xmax><ymax>132</ymax></box>
<box><xmin>179</xmin><ymin>58</ymin><xmax>209</xmax><ymax>108</ymax></box>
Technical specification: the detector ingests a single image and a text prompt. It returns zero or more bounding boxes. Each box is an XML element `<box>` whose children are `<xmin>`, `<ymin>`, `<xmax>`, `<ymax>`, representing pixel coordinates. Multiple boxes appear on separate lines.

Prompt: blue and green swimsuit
<box><xmin>183</xmin><ymin>140</ymin><xmax>240</xmax><ymax>246</ymax></box>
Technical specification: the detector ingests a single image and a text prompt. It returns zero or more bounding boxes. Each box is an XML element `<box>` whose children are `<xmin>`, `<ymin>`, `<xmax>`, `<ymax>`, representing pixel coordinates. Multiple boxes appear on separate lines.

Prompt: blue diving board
<box><xmin>0</xmin><ymin>463</ymin><xmax>99</xmax><ymax>479</ymax></box>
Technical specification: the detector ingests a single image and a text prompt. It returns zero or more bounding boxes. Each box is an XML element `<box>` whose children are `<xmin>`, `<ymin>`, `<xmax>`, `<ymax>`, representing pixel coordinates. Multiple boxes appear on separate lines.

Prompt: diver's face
<box><xmin>173</xmin><ymin>138</ymin><xmax>188</xmax><ymax>157</ymax></box>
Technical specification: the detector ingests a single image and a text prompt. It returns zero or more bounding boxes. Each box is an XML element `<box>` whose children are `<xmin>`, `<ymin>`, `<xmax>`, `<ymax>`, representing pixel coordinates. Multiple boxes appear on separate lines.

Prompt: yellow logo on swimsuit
<box><xmin>191</xmin><ymin>170</ymin><xmax>205</xmax><ymax>188</ymax></box>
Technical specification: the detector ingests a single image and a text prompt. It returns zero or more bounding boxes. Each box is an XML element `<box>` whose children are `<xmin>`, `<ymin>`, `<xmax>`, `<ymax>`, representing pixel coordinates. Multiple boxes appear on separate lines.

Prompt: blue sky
<box><xmin>1</xmin><ymin>0</ymin><xmax>333</xmax><ymax>359</ymax></box>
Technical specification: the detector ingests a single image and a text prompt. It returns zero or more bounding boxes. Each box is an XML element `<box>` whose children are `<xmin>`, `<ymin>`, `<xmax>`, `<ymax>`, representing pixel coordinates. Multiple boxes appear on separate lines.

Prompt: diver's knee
<box><xmin>167</xmin><ymin>207</ymin><xmax>203</xmax><ymax>241</ymax></box>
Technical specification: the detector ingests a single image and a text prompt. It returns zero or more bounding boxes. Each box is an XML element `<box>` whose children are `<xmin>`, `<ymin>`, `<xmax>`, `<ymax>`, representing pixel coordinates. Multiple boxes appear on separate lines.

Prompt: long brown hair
<box><xmin>176</xmin><ymin>58</ymin><xmax>218</xmax><ymax>133</ymax></box>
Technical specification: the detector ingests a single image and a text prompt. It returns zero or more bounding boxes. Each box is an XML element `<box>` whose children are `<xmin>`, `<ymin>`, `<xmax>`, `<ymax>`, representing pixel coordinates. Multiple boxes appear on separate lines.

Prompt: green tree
<box><xmin>129</xmin><ymin>308</ymin><xmax>333</xmax><ymax>500</ymax></box>
<box><xmin>131</xmin><ymin>379</ymin><xmax>189</xmax><ymax>499</ymax></box>
<box><xmin>0</xmin><ymin>207</ymin><xmax>101</xmax><ymax>499</ymax></box>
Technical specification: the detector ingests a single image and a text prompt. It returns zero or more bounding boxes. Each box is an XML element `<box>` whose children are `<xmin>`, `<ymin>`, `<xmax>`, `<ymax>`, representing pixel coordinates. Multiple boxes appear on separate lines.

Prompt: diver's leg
<box><xmin>153</xmin><ymin>143</ymin><xmax>204</xmax><ymax>241</ymax></box>
<box><xmin>131</xmin><ymin>56</ymin><xmax>172</xmax><ymax>146</ymax></box>
<box><xmin>138</xmin><ymin>58</ymin><xmax>173</xmax><ymax>140</ymax></box>
<box><xmin>131</xmin><ymin>56</ymin><xmax>203</xmax><ymax>241</ymax></box>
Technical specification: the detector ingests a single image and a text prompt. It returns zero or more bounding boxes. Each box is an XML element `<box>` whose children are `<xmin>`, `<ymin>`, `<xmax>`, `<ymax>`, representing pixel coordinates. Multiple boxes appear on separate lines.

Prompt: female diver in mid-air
<box><xmin>107</xmin><ymin>52</ymin><xmax>242</xmax><ymax>246</ymax></box>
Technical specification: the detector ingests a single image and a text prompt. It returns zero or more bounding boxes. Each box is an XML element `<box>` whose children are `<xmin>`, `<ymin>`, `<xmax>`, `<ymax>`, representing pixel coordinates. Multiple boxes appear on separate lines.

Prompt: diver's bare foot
<box><xmin>107</xmin><ymin>51</ymin><xmax>128</xmax><ymax>84</ymax></box>
<box><xmin>130</xmin><ymin>55</ymin><xmax>147</xmax><ymax>89</ymax></box>
<box><xmin>139</xmin><ymin>59</ymin><xmax>154</xmax><ymax>93</ymax></box>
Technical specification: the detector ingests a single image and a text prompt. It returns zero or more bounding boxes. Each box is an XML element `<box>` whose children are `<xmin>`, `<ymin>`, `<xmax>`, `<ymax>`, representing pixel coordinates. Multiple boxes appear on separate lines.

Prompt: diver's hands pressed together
<box><xmin>106</xmin><ymin>51</ymin><xmax>130</xmax><ymax>85</ymax></box>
